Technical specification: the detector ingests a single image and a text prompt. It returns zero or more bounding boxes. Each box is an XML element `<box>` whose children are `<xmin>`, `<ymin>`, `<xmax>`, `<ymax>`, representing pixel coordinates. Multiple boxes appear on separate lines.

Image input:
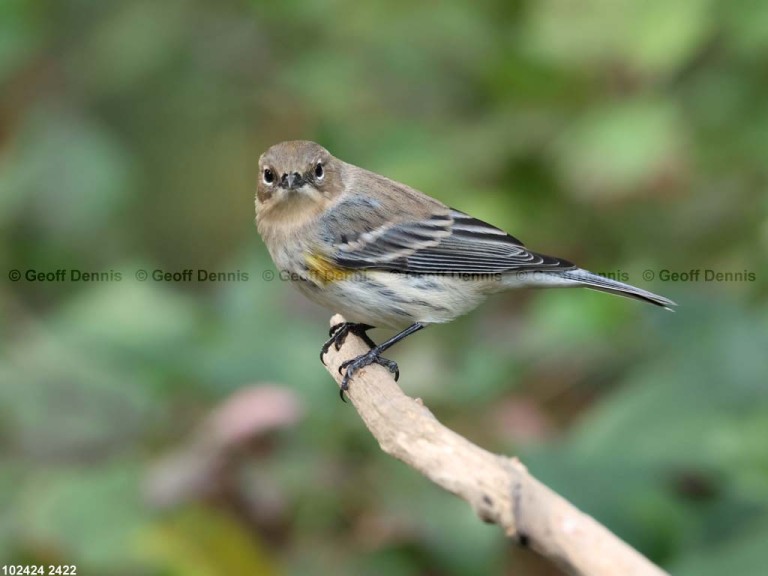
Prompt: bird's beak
<box><xmin>280</xmin><ymin>172</ymin><xmax>305</xmax><ymax>190</ymax></box>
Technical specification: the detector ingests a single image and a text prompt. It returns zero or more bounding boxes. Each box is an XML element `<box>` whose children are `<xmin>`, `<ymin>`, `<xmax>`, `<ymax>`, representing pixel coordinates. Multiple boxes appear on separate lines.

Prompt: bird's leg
<box><xmin>338</xmin><ymin>322</ymin><xmax>426</xmax><ymax>401</ymax></box>
<box><xmin>320</xmin><ymin>322</ymin><xmax>376</xmax><ymax>363</ymax></box>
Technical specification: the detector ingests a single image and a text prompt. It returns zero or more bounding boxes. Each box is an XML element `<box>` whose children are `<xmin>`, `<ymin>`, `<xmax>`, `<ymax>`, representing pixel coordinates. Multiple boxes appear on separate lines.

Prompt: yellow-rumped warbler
<box><xmin>255</xmin><ymin>140</ymin><xmax>675</xmax><ymax>397</ymax></box>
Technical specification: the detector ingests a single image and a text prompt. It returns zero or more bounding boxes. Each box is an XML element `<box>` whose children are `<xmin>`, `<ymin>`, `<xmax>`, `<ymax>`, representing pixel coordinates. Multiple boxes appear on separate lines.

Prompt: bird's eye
<box><xmin>314</xmin><ymin>162</ymin><xmax>324</xmax><ymax>180</ymax></box>
<box><xmin>263</xmin><ymin>168</ymin><xmax>274</xmax><ymax>185</ymax></box>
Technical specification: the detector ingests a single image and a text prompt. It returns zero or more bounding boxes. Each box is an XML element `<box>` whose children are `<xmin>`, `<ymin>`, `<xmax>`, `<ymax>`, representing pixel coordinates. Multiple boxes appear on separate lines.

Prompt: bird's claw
<box><xmin>320</xmin><ymin>323</ymin><xmax>350</xmax><ymax>362</ymax></box>
<box><xmin>320</xmin><ymin>323</ymin><xmax>376</xmax><ymax>363</ymax></box>
<box><xmin>338</xmin><ymin>350</ymin><xmax>400</xmax><ymax>400</ymax></box>
<box><xmin>328</xmin><ymin>322</ymin><xmax>345</xmax><ymax>338</ymax></box>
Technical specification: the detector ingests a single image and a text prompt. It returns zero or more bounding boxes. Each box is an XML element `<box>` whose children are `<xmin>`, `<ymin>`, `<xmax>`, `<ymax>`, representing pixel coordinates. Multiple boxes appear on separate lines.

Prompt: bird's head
<box><xmin>256</xmin><ymin>140</ymin><xmax>343</xmax><ymax>220</ymax></box>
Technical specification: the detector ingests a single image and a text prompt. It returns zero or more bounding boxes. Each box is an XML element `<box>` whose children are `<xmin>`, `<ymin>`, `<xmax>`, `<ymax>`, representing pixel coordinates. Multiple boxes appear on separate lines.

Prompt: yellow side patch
<box><xmin>305</xmin><ymin>253</ymin><xmax>354</xmax><ymax>284</ymax></box>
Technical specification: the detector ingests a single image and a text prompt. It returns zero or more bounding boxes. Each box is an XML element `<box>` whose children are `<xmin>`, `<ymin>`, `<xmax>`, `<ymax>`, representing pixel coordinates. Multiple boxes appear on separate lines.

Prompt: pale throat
<box><xmin>257</xmin><ymin>186</ymin><xmax>331</xmax><ymax>239</ymax></box>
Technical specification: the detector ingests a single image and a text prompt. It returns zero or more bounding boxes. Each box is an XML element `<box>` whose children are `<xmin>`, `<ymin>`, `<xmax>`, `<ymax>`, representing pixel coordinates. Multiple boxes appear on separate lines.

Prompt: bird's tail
<box><xmin>508</xmin><ymin>268</ymin><xmax>676</xmax><ymax>310</ymax></box>
<box><xmin>562</xmin><ymin>269</ymin><xmax>675</xmax><ymax>309</ymax></box>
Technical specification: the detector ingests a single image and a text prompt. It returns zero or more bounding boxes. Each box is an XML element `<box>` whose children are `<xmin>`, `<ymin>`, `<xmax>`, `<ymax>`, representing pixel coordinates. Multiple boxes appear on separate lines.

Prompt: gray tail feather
<box><xmin>559</xmin><ymin>269</ymin><xmax>676</xmax><ymax>310</ymax></box>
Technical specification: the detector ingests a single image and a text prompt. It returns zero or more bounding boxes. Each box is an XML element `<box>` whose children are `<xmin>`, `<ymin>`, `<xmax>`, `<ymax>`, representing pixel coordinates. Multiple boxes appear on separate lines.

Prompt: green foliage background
<box><xmin>1</xmin><ymin>1</ymin><xmax>767</xmax><ymax>574</ymax></box>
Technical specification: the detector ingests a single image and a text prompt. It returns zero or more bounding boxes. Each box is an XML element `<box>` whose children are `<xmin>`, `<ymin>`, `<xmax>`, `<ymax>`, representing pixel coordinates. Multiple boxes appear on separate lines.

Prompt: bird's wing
<box><xmin>326</xmin><ymin>205</ymin><xmax>574</xmax><ymax>275</ymax></box>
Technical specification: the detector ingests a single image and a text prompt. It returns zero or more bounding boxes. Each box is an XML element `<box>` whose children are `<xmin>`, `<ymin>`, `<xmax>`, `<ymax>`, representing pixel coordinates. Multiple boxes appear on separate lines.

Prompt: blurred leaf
<box><xmin>564</xmin><ymin>302</ymin><xmax>768</xmax><ymax>469</ymax></box>
<box><xmin>1</xmin><ymin>106</ymin><xmax>132</xmax><ymax>243</ymax></box>
<box><xmin>524</xmin><ymin>0</ymin><xmax>713</xmax><ymax>75</ymax></box>
<box><xmin>673</xmin><ymin>519</ymin><xmax>768</xmax><ymax>576</ymax></box>
<box><xmin>19</xmin><ymin>463</ymin><xmax>146</xmax><ymax>570</ymax></box>
<box><xmin>0</xmin><ymin>1</ymin><xmax>41</xmax><ymax>83</ymax></box>
<box><xmin>0</xmin><ymin>333</ymin><xmax>158</xmax><ymax>459</ymax></box>
<box><xmin>721</xmin><ymin>0</ymin><xmax>768</xmax><ymax>57</ymax></box>
<box><xmin>67</xmin><ymin>0</ymin><xmax>188</xmax><ymax>95</ymax></box>
<box><xmin>54</xmin><ymin>277</ymin><xmax>200</xmax><ymax>364</ymax></box>
<box><xmin>142</xmin><ymin>507</ymin><xmax>279</xmax><ymax>576</ymax></box>
<box><xmin>553</xmin><ymin>100</ymin><xmax>685</xmax><ymax>200</ymax></box>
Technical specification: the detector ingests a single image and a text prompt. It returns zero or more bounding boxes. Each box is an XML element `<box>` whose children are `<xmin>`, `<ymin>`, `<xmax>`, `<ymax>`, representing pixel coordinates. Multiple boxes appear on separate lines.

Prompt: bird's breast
<box><xmin>290</xmin><ymin>270</ymin><xmax>489</xmax><ymax>329</ymax></box>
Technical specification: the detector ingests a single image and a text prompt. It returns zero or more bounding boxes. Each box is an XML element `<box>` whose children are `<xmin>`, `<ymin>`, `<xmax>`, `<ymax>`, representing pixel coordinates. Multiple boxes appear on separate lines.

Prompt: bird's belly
<box><xmin>293</xmin><ymin>271</ymin><xmax>488</xmax><ymax>329</ymax></box>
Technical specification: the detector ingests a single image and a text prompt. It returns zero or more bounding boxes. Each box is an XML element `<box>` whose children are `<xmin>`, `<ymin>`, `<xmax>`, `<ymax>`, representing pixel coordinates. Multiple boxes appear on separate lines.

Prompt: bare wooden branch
<box><xmin>321</xmin><ymin>314</ymin><xmax>668</xmax><ymax>576</ymax></box>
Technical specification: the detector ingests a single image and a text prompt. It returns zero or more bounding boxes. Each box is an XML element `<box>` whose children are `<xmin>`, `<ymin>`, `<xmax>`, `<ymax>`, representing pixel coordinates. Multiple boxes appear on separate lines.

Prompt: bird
<box><xmin>254</xmin><ymin>140</ymin><xmax>675</xmax><ymax>399</ymax></box>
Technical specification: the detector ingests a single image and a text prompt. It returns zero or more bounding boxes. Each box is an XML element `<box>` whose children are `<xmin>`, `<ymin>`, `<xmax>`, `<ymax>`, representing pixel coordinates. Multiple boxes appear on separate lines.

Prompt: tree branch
<box><xmin>321</xmin><ymin>315</ymin><xmax>668</xmax><ymax>576</ymax></box>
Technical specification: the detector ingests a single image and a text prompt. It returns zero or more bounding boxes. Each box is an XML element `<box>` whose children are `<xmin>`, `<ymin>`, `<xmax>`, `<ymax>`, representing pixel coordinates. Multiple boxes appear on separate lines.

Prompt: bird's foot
<box><xmin>338</xmin><ymin>348</ymin><xmax>399</xmax><ymax>401</ymax></box>
<box><xmin>320</xmin><ymin>322</ymin><xmax>376</xmax><ymax>363</ymax></box>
